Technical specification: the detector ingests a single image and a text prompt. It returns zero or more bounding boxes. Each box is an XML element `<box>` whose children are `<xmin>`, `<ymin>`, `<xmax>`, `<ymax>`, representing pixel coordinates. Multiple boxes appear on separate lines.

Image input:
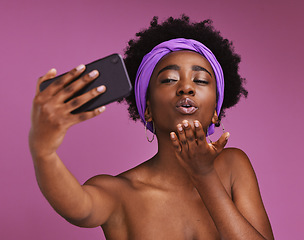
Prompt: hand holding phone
<box><xmin>40</xmin><ymin>53</ymin><xmax>132</xmax><ymax>113</ymax></box>
<box><xmin>30</xmin><ymin>54</ymin><xmax>131</xmax><ymax>157</ymax></box>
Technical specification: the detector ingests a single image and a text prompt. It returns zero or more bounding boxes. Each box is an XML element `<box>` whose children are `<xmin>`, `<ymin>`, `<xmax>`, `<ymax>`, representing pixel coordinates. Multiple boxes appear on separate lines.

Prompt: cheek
<box><xmin>196</xmin><ymin>88</ymin><xmax>217</xmax><ymax>124</ymax></box>
<box><xmin>198</xmin><ymin>86</ymin><xmax>217</xmax><ymax>107</ymax></box>
<box><xmin>149</xmin><ymin>90</ymin><xmax>173</xmax><ymax>116</ymax></box>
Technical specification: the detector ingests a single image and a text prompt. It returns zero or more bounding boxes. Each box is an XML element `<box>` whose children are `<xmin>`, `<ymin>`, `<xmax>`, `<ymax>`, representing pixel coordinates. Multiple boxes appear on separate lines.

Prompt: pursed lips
<box><xmin>175</xmin><ymin>97</ymin><xmax>198</xmax><ymax>114</ymax></box>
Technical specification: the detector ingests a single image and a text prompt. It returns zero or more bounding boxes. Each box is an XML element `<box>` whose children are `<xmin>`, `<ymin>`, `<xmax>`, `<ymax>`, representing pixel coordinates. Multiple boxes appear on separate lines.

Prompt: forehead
<box><xmin>153</xmin><ymin>50</ymin><xmax>213</xmax><ymax>74</ymax></box>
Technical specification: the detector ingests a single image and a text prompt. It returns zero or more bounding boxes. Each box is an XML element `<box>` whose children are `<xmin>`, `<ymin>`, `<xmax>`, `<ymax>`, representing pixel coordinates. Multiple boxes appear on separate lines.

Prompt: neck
<box><xmin>149</xmin><ymin>130</ymin><xmax>194</xmax><ymax>188</ymax></box>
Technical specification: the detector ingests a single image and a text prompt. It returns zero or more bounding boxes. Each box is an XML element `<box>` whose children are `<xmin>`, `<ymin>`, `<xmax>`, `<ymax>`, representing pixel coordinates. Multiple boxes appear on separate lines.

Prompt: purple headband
<box><xmin>134</xmin><ymin>38</ymin><xmax>224</xmax><ymax>135</ymax></box>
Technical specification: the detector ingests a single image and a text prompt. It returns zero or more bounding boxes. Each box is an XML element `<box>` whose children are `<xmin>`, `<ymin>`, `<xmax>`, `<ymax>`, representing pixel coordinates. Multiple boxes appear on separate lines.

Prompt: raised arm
<box><xmin>29</xmin><ymin>66</ymin><xmax>119</xmax><ymax>227</ymax></box>
<box><xmin>170</xmin><ymin>120</ymin><xmax>274</xmax><ymax>240</ymax></box>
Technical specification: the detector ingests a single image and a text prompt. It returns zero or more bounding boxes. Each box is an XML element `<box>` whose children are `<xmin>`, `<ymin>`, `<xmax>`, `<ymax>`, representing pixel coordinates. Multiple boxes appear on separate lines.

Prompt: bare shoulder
<box><xmin>217</xmin><ymin>147</ymin><xmax>250</xmax><ymax>163</ymax></box>
<box><xmin>84</xmin><ymin>160</ymin><xmax>151</xmax><ymax>192</ymax></box>
<box><xmin>74</xmin><ymin>163</ymin><xmax>151</xmax><ymax>229</ymax></box>
<box><xmin>214</xmin><ymin>147</ymin><xmax>258</xmax><ymax>192</ymax></box>
<box><xmin>117</xmin><ymin>160</ymin><xmax>155</xmax><ymax>189</ymax></box>
<box><xmin>216</xmin><ymin>147</ymin><xmax>254</xmax><ymax>174</ymax></box>
<box><xmin>84</xmin><ymin>173</ymin><xmax>132</xmax><ymax>196</ymax></box>
<box><xmin>85</xmin><ymin>174</ymin><xmax>126</xmax><ymax>187</ymax></box>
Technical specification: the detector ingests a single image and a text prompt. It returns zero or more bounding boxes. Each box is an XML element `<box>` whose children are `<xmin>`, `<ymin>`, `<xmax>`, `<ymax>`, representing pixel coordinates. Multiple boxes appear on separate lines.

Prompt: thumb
<box><xmin>36</xmin><ymin>68</ymin><xmax>57</xmax><ymax>94</ymax></box>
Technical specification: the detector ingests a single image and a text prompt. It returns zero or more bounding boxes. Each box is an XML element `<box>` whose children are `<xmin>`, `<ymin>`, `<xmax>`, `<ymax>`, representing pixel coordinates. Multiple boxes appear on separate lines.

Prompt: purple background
<box><xmin>1</xmin><ymin>0</ymin><xmax>303</xmax><ymax>239</ymax></box>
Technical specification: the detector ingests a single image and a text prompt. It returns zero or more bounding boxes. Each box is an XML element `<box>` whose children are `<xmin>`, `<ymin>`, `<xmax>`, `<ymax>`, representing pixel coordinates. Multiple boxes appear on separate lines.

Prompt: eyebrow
<box><xmin>192</xmin><ymin>65</ymin><xmax>212</xmax><ymax>77</ymax></box>
<box><xmin>157</xmin><ymin>64</ymin><xmax>212</xmax><ymax>77</ymax></box>
<box><xmin>157</xmin><ymin>65</ymin><xmax>180</xmax><ymax>76</ymax></box>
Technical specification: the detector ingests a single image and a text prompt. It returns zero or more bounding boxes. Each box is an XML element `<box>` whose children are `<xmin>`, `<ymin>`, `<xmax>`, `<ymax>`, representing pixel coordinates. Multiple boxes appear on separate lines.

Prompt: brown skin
<box><xmin>29</xmin><ymin>51</ymin><xmax>274</xmax><ymax>240</ymax></box>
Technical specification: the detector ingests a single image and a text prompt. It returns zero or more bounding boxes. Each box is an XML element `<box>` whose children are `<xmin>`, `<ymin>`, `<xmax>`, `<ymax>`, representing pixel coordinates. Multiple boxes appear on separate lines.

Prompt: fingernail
<box><xmin>48</xmin><ymin>68</ymin><xmax>56</xmax><ymax>74</ymax></box>
<box><xmin>89</xmin><ymin>70</ymin><xmax>98</xmax><ymax>77</ymax></box>
<box><xmin>170</xmin><ymin>132</ymin><xmax>175</xmax><ymax>139</ymax></box>
<box><xmin>177</xmin><ymin>124</ymin><xmax>183</xmax><ymax>132</ymax></box>
<box><xmin>225</xmin><ymin>132</ymin><xmax>230</xmax><ymax>140</ymax></box>
<box><xmin>183</xmin><ymin>120</ymin><xmax>188</xmax><ymax>127</ymax></box>
<box><xmin>194</xmin><ymin>120</ymin><xmax>199</xmax><ymax>128</ymax></box>
<box><xmin>76</xmin><ymin>64</ymin><xmax>85</xmax><ymax>71</ymax></box>
<box><xmin>98</xmin><ymin>106</ymin><xmax>106</xmax><ymax>112</ymax></box>
<box><xmin>97</xmin><ymin>85</ymin><xmax>105</xmax><ymax>92</ymax></box>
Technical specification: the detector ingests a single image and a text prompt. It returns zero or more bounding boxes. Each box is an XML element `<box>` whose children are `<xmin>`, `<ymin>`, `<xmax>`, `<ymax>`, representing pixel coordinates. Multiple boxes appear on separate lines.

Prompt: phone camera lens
<box><xmin>111</xmin><ymin>56</ymin><xmax>119</xmax><ymax>64</ymax></box>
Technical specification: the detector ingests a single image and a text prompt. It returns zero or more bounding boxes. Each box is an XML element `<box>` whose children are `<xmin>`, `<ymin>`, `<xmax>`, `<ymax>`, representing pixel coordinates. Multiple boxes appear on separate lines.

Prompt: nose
<box><xmin>176</xmin><ymin>80</ymin><xmax>195</xmax><ymax>96</ymax></box>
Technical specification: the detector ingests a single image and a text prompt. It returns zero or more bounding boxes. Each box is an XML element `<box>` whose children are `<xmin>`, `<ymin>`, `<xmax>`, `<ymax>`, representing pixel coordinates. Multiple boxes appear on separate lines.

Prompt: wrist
<box><xmin>29</xmin><ymin>140</ymin><xmax>57</xmax><ymax>163</ymax></box>
<box><xmin>189</xmin><ymin>166</ymin><xmax>217</xmax><ymax>183</ymax></box>
<box><xmin>29</xmin><ymin>129</ymin><xmax>57</xmax><ymax>160</ymax></box>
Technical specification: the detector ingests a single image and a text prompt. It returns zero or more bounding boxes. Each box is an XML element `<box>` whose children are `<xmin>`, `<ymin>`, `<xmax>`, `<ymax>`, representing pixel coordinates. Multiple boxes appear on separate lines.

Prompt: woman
<box><xmin>29</xmin><ymin>16</ymin><xmax>274</xmax><ymax>239</ymax></box>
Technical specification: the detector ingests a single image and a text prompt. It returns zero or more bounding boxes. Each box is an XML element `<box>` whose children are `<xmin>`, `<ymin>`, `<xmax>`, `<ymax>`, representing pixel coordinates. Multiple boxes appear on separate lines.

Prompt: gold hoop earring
<box><xmin>207</xmin><ymin>121</ymin><xmax>225</xmax><ymax>143</ymax></box>
<box><xmin>145</xmin><ymin>121</ymin><xmax>155</xmax><ymax>143</ymax></box>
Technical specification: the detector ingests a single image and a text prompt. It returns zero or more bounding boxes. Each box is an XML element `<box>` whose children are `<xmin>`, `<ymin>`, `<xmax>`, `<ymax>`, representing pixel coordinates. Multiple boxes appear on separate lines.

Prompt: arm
<box><xmin>29</xmin><ymin>66</ymin><xmax>119</xmax><ymax>227</ymax></box>
<box><xmin>170</xmin><ymin>120</ymin><xmax>274</xmax><ymax>240</ymax></box>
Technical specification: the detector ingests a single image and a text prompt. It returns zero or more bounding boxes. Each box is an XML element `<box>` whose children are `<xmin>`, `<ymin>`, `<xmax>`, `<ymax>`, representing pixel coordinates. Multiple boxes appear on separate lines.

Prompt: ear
<box><xmin>144</xmin><ymin>100</ymin><xmax>153</xmax><ymax>122</ymax></box>
<box><xmin>211</xmin><ymin>110</ymin><xmax>219</xmax><ymax>124</ymax></box>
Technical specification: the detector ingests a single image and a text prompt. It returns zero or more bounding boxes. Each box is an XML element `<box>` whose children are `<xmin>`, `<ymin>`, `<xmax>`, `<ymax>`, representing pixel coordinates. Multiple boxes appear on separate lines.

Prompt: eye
<box><xmin>161</xmin><ymin>78</ymin><xmax>178</xmax><ymax>84</ymax></box>
<box><xmin>193</xmin><ymin>79</ymin><xmax>209</xmax><ymax>85</ymax></box>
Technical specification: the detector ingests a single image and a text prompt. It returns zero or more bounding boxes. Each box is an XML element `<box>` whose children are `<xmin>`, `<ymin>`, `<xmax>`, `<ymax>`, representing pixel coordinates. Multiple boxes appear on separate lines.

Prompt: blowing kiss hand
<box><xmin>170</xmin><ymin>120</ymin><xmax>230</xmax><ymax>176</ymax></box>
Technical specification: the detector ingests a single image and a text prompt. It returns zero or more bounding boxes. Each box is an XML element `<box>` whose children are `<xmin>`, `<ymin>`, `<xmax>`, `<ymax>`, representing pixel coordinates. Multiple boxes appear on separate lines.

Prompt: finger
<box><xmin>177</xmin><ymin>123</ymin><xmax>188</xmax><ymax>152</ymax></box>
<box><xmin>182</xmin><ymin>120</ymin><xmax>197</xmax><ymax>153</ymax></box>
<box><xmin>70</xmin><ymin>105</ymin><xmax>106</xmax><ymax>126</ymax></box>
<box><xmin>212</xmin><ymin>132</ymin><xmax>230</xmax><ymax>153</ymax></box>
<box><xmin>170</xmin><ymin>132</ymin><xmax>181</xmax><ymax>152</ymax></box>
<box><xmin>36</xmin><ymin>68</ymin><xmax>57</xmax><ymax>95</ymax></box>
<box><xmin>57</xmin><ymin>70</ymin><xmax>99</xmax><ymax>102</ymax></box>
<box><xmin>193</xmin><ymin>120</ymin><xmax>208</xmax><ymax>147</ymax></box>
<box><xmin>42</xmin><ymin>64</ymin><xmax>86</xmax><ymax>96</ymax></box>
<box><xmin>65</xmin><ymin>84</ymin><xmax>106</xmax><ymax>112</ymax></box>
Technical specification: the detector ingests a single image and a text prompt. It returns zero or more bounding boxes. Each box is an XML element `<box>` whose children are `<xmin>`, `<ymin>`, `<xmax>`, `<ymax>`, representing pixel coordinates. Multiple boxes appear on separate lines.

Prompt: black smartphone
<box><xmin>39</xmin><ymin>53</ymin><xmax>132</xmax><ymax>113</ymax></box>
